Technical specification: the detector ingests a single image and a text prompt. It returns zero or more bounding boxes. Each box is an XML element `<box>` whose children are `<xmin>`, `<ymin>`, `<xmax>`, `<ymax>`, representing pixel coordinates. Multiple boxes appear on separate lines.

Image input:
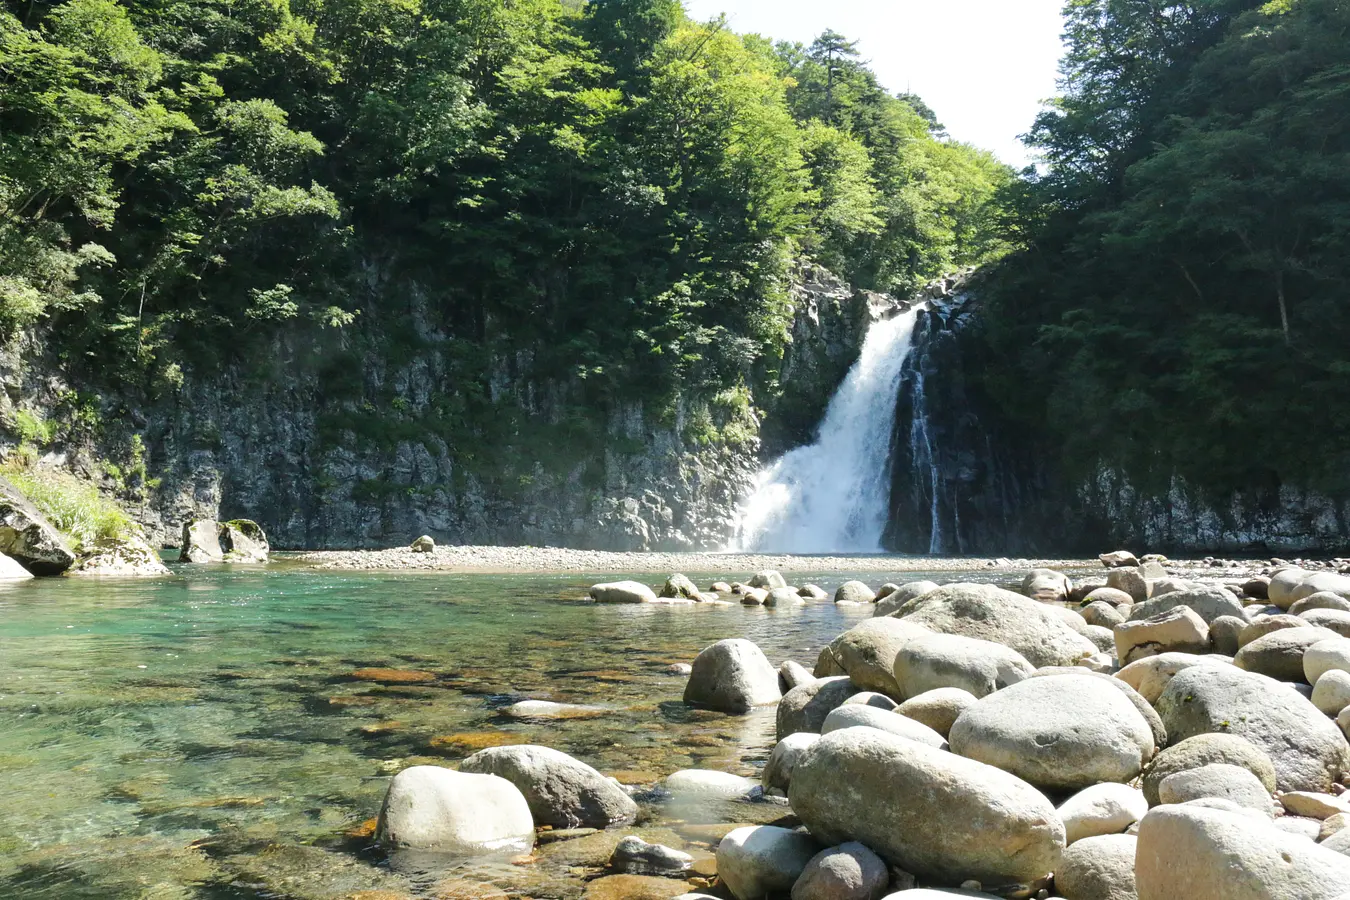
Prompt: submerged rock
<box><xmin>376</xmin><ymin>765</ymin><xmax>534</xmax><ymax>852</ymax></box>
<box><xmin>609</xmin><ymin>836</ymin><xmax>693</xmax><ymax>877</ymax></box>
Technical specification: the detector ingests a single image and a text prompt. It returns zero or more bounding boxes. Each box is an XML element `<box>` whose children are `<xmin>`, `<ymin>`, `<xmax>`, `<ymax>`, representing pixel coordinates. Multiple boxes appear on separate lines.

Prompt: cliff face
<box><xmin>0</xmin><ymin>264</ymin><xmax>879</xmax><ymax>551</ymax></box>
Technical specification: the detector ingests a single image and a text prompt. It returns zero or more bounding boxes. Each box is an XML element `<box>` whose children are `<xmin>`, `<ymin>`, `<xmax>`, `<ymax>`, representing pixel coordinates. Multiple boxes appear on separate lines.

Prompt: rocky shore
<box><xmin>371</xmin><ymin>555</ymin><xmax>1350</xmax><ymax>900</ymax></box>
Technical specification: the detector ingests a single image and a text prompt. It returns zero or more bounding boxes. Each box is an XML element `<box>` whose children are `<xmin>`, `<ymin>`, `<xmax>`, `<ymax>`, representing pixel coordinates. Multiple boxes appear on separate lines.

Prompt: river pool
<box><xmin>0</xmin><ymin>558</ymin><xmax>1016</xmax><ymax>899</ymax></box>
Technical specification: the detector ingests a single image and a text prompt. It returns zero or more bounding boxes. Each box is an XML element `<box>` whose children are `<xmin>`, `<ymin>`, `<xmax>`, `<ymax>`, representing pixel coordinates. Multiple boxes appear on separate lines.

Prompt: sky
<box><xmin>681</xmin><ymin>0</ymin><xmax>1067</xmax><ymax>167</ymax></box>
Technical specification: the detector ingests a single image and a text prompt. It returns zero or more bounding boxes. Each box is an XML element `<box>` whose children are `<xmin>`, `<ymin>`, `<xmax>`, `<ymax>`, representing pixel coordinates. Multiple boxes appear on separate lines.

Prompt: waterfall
<box><xmin>731</xmin><ymin>306</ymin><xmax>924</xmax><ymax>553</ymax></box>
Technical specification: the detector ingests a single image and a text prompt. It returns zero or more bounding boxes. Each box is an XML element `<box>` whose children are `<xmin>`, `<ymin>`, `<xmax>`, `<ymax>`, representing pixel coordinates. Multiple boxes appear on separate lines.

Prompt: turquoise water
<box><xmin>0</xmin><ymin>560</ymin><xmax>1004</xmax><ymax>899</ymax></box>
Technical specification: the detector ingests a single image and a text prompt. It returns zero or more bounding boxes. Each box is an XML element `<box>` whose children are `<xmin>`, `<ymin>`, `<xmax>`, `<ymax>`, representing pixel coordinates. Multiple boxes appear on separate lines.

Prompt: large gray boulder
<box><xmin>1235</xmin><ymin>626</ymin><xmax>1341</xmax><ymax>682</ymax></box>
<box><xmin>949</xmin><ymin>674</ymin><xmax>1154</xmax><ymax>792</ymax></box>
<box><xmin>1156</xmin><ymin>763</ymin><xmax>1273</xmax><ymax>816</ymax></box>
<box><xmin>716</xmin><ymin>825</ymin><xmax>819</xmax><ymax>900</ymax></box>
<box><xmin>1155</xmin><ymin>665</ymin><xmax>1350</xmax><ymax>792</ymax></box>
<box><xmin>821</xmin><ymin>705</ymin><xmax>948</xmax><ymax>749</ymax></box>
<box><xmin>1140</xmin><ymin>733</ymin><xmax>1278</xmax><ymax>807</ymax></box>
<box><xmin>777</xmin><ymin>676</ymin><xmax>860</xmax><ymax>739</ymax></box>
<box><xmin>180</xmin><ymin>519</ymin><xmax>223</xmax><ymax>564</ymax></box>
<box><xmin>893</xmin><ymin>583</ymin><xmax>1096</xmax><ymax>668</ymax></box>
<box><xmin>1237</xmin><ymin>613</ymin><xmax>1307</xmax><ymax>648</ymax></box>
<box><xmin>589</xmin><ymin>580</ymin><xmax>657</xmax><ymax>603</ymax></box>
<box><xmin>661</xmin><ymin>573</ymin><xmax>700</xmax><ymax>599</ymax></box>
<box><xmin>684</xmin><ymin>639</ymin><xmax>782</xmax><ymax>713</ymax></box>
<box><xmin>1026</xmin><ymin>668</ymin><xmax>1166</xmax><ymax>752</ymax></box>
<box><xmin>1135</xmin><ymin>803</ymin><xmax>1350</xmax><ymax>900</ymax></box>
<box><xmin>1054</xmin><ymin>834</ymin><xmax>1137</xmax><ymax>900</ymax></box>
<box><xmin>1114</xmin><ymin>606</ymin><xmax>1209</xmax><ymax>664</ymax></box>
<box><xmin>790</xmin><ymin>728</ymin><xmax>1063</xmax><ymax>890</ymax></box>
<box><xmin>1127</xmin><ymin>586</ymin><xmax>1245</xmax><ymax>625</ymax></box>
<box><xmin>791</xmin><ymin>841</ymin><xmax>890</xmax><ymax>900</ymax></box>
<box><xmin>1303</xmin><ymin>608</ymin><xmax>1350</xmax><ymax>637</ymax></box>
<box><xmin>750</xmin><ymin>570</ymin><xmax>788</xmax><ymax>589</ymax></box>
<box><xmin>896</xmin><ymin>687</ymin><xmax>977</xmax><ymax>739</ymax></box>
<box><xmin>874</xmin><ymin>580</ymin><xmax>939</xmax><ymax>616</ymax></box>
<box><xmin>822</xmin><ymin>618</ymin><xmax>931</xmax><ymax>696</ymax></box>
<box><xmin>1269</xmin><ymin>567</ymin><xmax>1310</xmax><ymax>609</ymax></box>
<box><xmin>835</xmin><ymin>581</ymin><xmax>877</xmax><ymax>604</ymax></box>
<box><xmin>376</xmin><ymin>765</ymin><xmax>534</xmax><ymax>852</ymax></box>
<box><xmin>1291</xmin><ymin>592</ymin><xmax>1350</xmax><ymax>616</ymax></box>
<box><xmin>219</xmin><ymin>519</ymin><xmax>269</xmax><ymax>562</ymax></box>
<box><xmin>1208</xmin><ymin>615</ymin><xmax>1245</xmax><ymax>656</ymax></box>
<box><xmin>0</xmin><ymin>475</ymin><xmax>75</xmax><ymax>574</ymax></box>
<box><xmin>892</xmin><ymin>632</ymin><xmax>1034</xmax><ymax>700</ymax></box>
<box><xmin>1055</xmin><ymin>783</ymin><xmax>1148</xmax><ymax>844</ymax></box>
<box><xmin>1290</xmin><ymin>572</ymin><xmax>1350</xmax><ymax>605</ymax></box>
<box><xmin>69</xmin><ymin>535</ymin><xmax>171</xmax><ymax>577</ymax></box>
<box><xmin>1021</xmin><ymin>568</ymin><xmax>1071</xmax><ymax>603</ymax></box>
<box><xmin>459</xmin><ymin>745</ymin><xmax>637</xmax><ymax>829</ymax></box>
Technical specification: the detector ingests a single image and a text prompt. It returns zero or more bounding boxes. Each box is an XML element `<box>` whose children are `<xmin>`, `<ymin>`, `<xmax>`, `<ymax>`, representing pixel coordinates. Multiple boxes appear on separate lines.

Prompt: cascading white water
<box><xmin>731</xmin><ymin>305</ymin><xmax>924</xmax><ymax>553</ymax></box>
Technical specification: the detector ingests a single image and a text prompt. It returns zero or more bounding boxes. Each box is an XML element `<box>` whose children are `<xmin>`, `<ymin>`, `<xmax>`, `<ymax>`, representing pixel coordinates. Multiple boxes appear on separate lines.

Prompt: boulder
<box><xmin>763</xmin><ymin>733</ymin><xmax>819</xmax><ymax>794</ymax></box>
<box><xmin>1056</xmin><ymin>783</ymin><xmax>1148</xmax><ymax>844</ymax></box>
<box><xmin>1053</xmin><ymin>834</ymin><xmax>1137</xmax><ymax>900</ymax></box>
<box><xmin>949</xmin><ymin>674</ymin><xmax>1155</xmax><ymax>792</ymax></box>
<box><xmin>789</xmin><ymin>728</ymin><xmax>1064</xmax><ymax>889</ymax></box>
<box><xmin>779</xmin><ymin>660</ymin><xmax>816</xmax><ymax>692</ymax></box>
<box><xmin>410</xmin><ymin>534</ymin><xmax>435</xmax><ymax>553</ymax></box>
<box><xmin>821</xmin><ymin>705</ymin><xmax>948</xmax><ymax>750</ymax></box>
<box><xmin>218</xmin><ymin>519</ymin><xmax>269</xmax><ymax>563</ymax></box>
<box><xmin>1305</xmin><ymin>637</ymin><xmax>1350</xmax><ymax>684</ymax></box>
<box><xmin>740</xmin><ymin>587</ymin><xmax>768</xmax><ymax>605</ymax></box>
<box><xmin>68</xmin><ymin>535</ymin><xmax>171</xmax><ymax>577</ymax></box>
<box><xmin>590</xmin><ymin>581</ymin><xmax>658</xmax><ymax>603</ymax></box>
<box><xmin>894</xmin><ymin>583</ymin><xmax>1097</xmax><ymax>668</ymax></box>
<box><xmin>1025</xmin><ymin>668</ymin><xmax>1167</xmax><ymax>752</ymax></box>
<box><xmin>1303</xmin><ymin>609</ymin><xmax>1350</xmax><ymax>638</ymax></box>
<box><xmin>777</xmin><ymin>676</ymin><xmax>860</xmax><ymax>739</ymax></box>
<box><xmin>766</xmin><ymin>587</ymin><xmax>807</xmax><ymax>607</ymax></box>
<box><xmin>1082</xmin><ymin>587</ymin><xmax>1135</xmax><ymax>610</ymax></box>
<box><xmin>843</xmin><ymin>691</ymin><xmax>899</xmax><ymax>712</ymax></box>
<box><xmin>1155</xmin><ymin>665</ymin><xmax>1350</xmax><ymax>792</ymax></box>
<box><xmin>791</xmin><ymin>842</ymin><xmax>889</xmax><ymax>900</ymax></box>
<box><xmin>609</xmin><ymin>836</ymin><xmax>693</xmax><ymax>877</ymax></box>
<box><xmin>711</xmin><ymin>581</ymin><xmax>733</xmax><ymax>594</ymax></box>
<box><xmin>1114</xmin><ymin>652</ymin><xmax>1230</xmax><ymax>704</ymax></box>
<box><xmin>376</xmin><ymin>765</ymin><xmax>534</xmax><ymax>852</ymax></box>
<box><xmin>892</xmin><ymin>632</ymin><xmax>1034</xmax><ymax>700</ymax></box>
<box><xmin>1290</xmin><ymin>572</ymin><xmax>1350</xmax><ymax>605</ymax></box>
<box><xmin>1156</xmin><ymin>763</ymin><xmax>1272</xmax><ymax>815</ymax></box>
<box><xmin>1235</xmin><ymin>627</ymin><xmax>1340</xmax><ymax>682</ymax></box>
<box><xmin>1312</xmin><ymin>669</ymin><xmax>1350</xmax><ymax>716</ymax></box>
<box><xmin>750</xmin><ymin>571</ymin><xmax>788</xmax><ymax>590</ymax></box>
<box><xmin>180</xmin><ymin>519</ymin><xmax>223</xmax><ymax>564</ymax></box>
<box><xmin>836</xmin><ymin>581</ymin><xmax>877</xmax><ymax>604</ymax></box>
<box><xmin>716</xmin><ymin>825</ymin><xmax>819</xmax><ymax>900</ymax></box>
<box><xmin>1100</xmin><ymin>550</ymin><xmax>1140</xmax><ymax>568</ymax></box>
<box><xmin>1082</xmin><ymin>601</ymin><xmax>1126</xmax><ymax>628</ymax></box>
<box><xmin>874</xmin><ymin>581</ymin><xmax>939</xmax><ymax>617</ymax></box>
<box><xmin>1208</xmin><ymin>615</ymin><xmax>1245</xmax><ymax>656</ymax></box>
<box><xmin>1128</xmin><ymin>587</ymin><xmax>1245</xmax><ymax>625</ymax></box>
<box><xmin>896</xmin><ymin>688</ymin><xmax>977</xmax><ymax>739</ymax></box>
<box><xmin>1140</xmin><ymin>732</ymin><xmax>1277</xmax><ymax>807</ymax></box>
<box><xmin>1149</xmin><ymin>576</ymin><xmax>1198</xmax><ymax>597</ymax></box>
<box><xmin>824</xmin><ymin>618</ymin><xmax>931</xmax><ymax>696</ymax></box>
<box><xmin>660</xmin><ymin>574</ymin><xmax>700</xmax><ymax>599</ymax></box>
<box><xmin>684</xmin><ymin>639</ymin><xmax>782</xmax><ymax>713</ymax></box>
<box><xmin>1021</xmin><ymin>568</ymin><xmax>1071</xmax><ymax>603</ymax></box>
<box><xmin>1242</xmin><ymin>576</ymin><xmax>1271</xmax><ymax>600</ymax></box>
<box><xmin>1269</xmin><ymin>567</ymin><xmax>1311</xmax><ymax>609</ymax></box>
<box><xmin>1114</xmin><ymin>606</ymin><xmax>1209</xmax><ymax>664</ymax></box>
<box><xmin>665</xmin><ymin>770</ymin><xmax>757</xmax><ymax>799</ymax></box>
<box><xmin>1322</xmin><ymin>826</ymin><xmax>1350</xmax><ymax>856</ymax></box>
<box><xmin>1276</xmin><ymin>815</ymin><xmax>1324</xmax><ymax>839</ymax></box>
<box><xmin>1237</xmin><ymin>613</ymin><xmax>1308</xmax><ymax>648</ymax></box>
<box><xmin>1291</xmin><ymin>592</ymin><xmax>1350</xmax><ymax>616</ymax></box>
<box><xmin>799</xmin><ymin>584</ymin><xmax>829</xmax><ymax>601</ymax></box>
<box><xmin>1280</xmin><ymin>791</ymin><xmax>1350</xmax><ymax>820</ymax></box>
<box><xmin>1134</xmin><ymin>803</ymin><xmax>1350</xmax><ymax>900</ymax></box>
<box><xmin>1106</xmin><ymin>568</ymin><xmax>1150</xmax><ymax>603</ymax></box>
<box><xmin>0</xmin><ymin>475</ymin><xmax>75</xmax><ymax>574</ymax></box>
<box><xmin>459</xmin><ymin>745</ymin><xmax>637</xmax><ymax>829</ymax></box>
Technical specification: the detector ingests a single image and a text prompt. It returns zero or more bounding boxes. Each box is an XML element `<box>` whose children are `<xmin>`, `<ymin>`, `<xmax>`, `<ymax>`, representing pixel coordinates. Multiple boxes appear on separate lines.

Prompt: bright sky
<box><xmin>682</xmin><ymin>0</ymin><xmax>1067</xmax><ymax>167</ymax></box>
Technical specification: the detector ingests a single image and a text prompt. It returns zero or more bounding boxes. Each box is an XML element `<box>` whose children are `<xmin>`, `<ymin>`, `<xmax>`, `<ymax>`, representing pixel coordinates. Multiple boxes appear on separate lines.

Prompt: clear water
<box><xmin>732</xmin><ymin>308</ymin><xmax>923</xmax><ymax>553</ymax></box>
<box><xmin>0</xmin><ymin>559</ymin><xmax>1005</xmax><ymax>899</ymax></box>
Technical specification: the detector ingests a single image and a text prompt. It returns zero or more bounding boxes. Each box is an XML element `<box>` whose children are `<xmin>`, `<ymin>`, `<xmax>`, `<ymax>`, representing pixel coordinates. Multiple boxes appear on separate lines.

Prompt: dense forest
<box><xmin>978</xmin><ymin>0</ymin><xmax>1350</xmax><ymax>514</ymax></box>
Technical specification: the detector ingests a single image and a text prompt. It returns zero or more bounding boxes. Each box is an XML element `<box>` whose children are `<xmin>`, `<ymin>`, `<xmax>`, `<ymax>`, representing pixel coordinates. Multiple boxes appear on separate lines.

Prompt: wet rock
<box><xmin>1021</xmin><ymin>568</ymin><xmax>1071</xmax><ymax>603</ymax></box>
<box><xmin>750</xmin><ymin>571</ymin><xmax>787</xmax><ymax>590</ymax></box>
<box><xmin>791</xmin><ymin>841</ymin><xmax>889</xmax><ymax>900</ymax></box>
<box><xmin>949</xmin><ymin>674</ymin><xmax>1154</xmax><ymax>792</ymax></box>
<box><xmin>609</xmin><ymin>836</ymin><xmax>693</xmax><ymax>877</ymax></box>
<box><xmin>716</xmin><ymin>825</ymin><xmax>820</xmax><ymax>900</ymax></box>
<box><xmin>894</xmin><ymin>583</ymin><xmax>1096</xmax><ymax>668</ymax></box>
<box><xmin>1157</xmin><ymin>763</ymin><xmax>1273</xmax><ymax>816</ymax></box>
<box><xmin>763</xmin><ymin>733</ymin><xmax>819</xmax><ymax>794</ymax></box>
<box><xmin>684</xmin><ymin>639</ymin><xmax>782</xmax><ymax>713</ymax></box>
<box><xmin>711</xmin><ymin>581</ymin><xmax>733</xmax><ymax>594</ymax></box>
<box><xmin>429</xmin><ymin>878</ymin><xmax>509</xmax><ymax>899</ymax></box>
<box><xmin>1134</xmin><ymin>803</ymin><xmax>1350</xmax><ymax>900</ymax></box>
<box><xmin>502</xmin><ymin>700</ymin><xmax>606</xmax><ymax>719</ymax></box>
<box><xmin>895</xmin><ymin>687</ymin><xmax>977</xmax><ymax>739</ymax></box>
<box><xmin>777</xmin><ymin>676</ymin><xmax>860</xmax><ymax>739</ymax></box>
<box><xmin>1054</xmin><ymin>833</ymin><xmax>1137</xmax><ymax>900</ymax></box>
<box><xmin>411</xmin><ymin>535</ymin><xmax>435</xmax><ymax>553</ymax></box>
<box><xmin>1235</xmin><ymin>627</ymin><xmax>1340</xmax><ymax>682</ymax></box>
<box><xmin>1056</xmin><ymin>783</ymin><xmax>1148</xmax><ymax>844</ymax></box>
<box><xmin>180</xmin><ymin>519</ymin><xmax>223</xmax><ymax>563</ymax></box>
<box><xmin>1155</xmin><ymin>666</ymin><xmax>1350</xmax><ymax>792</ymax></box>
<box><xmin>590</xmin><ymin>581</ymin><xmax>658</xmax><ymax>603</ymax></box>
<box><xmin>821</xmin><ymin>705</ymin><xmax>948</xmax><ymax>749</ymax></box>
<box><xmin>1114</xmin><ymin>606</ymin><xmax>1209</xmax><ymax>664</ymax></box>
<box><xmin>835</xmin><ymin>581</ymin><xmax>877</xmax><ymax>604</ymax></box>
<box><xmin>892</xmin><ymin>632</ymin><xmax>1034</xmax><ymax>700</ymax></box>
<box><xmin>376</xmin><ymin>765</ymin><xmax>534</xmax><ymax>852</ymax></box>
<box><xmin>219</xmin><ymin>519</ymin><xmax>269</xmax><ymax>562</ymax></box>
<box><xmin>740</xmin><ymin>587</ymin><xmax>768</xmax><ymax>605</ymax></box>
<box><xmin>69</xmin><ymin>535</ymin><xmax>171</xmax><ymax>577</ymax></box>
<box><xmin>790</xmin><ymin>728</ymin><xmax>1064</xmax><ymax>889</ymax></box>
<box><xmin>460</xmin><ymin>745</ymin><xmax>637</xmax><ymax>829</ymax></box>
<box><xmin>351</xmin><ymin>667</ymin><xmax>436</xmax><ymax>683</ymax></box>
<box><xmin>661</xmin><ymin>573</ymin><xmax>700</xmax><ymax>599</ymax></box>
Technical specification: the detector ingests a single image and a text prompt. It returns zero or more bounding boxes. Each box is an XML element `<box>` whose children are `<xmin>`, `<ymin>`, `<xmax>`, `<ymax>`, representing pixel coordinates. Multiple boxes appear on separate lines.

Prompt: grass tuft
<box><xmin>1</xmin><ymin>464</ymin><xmax>135</xmax><ymax>552</ymax></box>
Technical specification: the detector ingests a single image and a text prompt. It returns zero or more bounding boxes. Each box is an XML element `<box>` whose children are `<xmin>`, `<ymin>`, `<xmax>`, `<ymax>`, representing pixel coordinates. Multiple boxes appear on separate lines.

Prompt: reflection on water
<box><xmin>0</xmin><ymin>561</ymin><xmax>1003</xmax><ymax>898</ymax></box>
